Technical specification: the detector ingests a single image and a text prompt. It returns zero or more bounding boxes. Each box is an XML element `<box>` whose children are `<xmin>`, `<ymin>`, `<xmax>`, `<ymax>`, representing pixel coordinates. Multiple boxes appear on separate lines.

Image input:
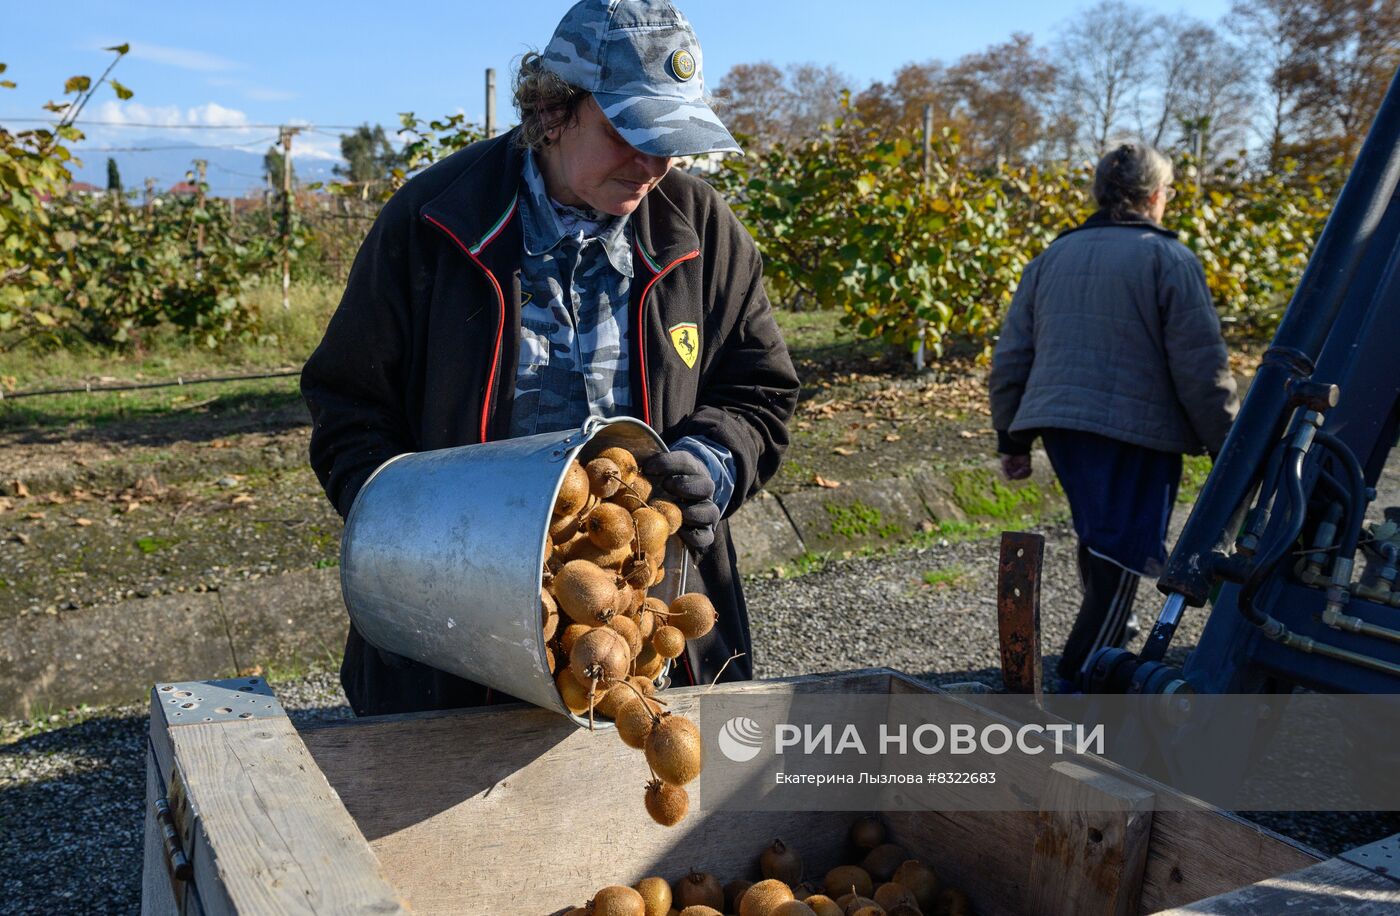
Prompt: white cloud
<box><xmin>125</xmin><ymin>42</ymin><xmax>239</xmax><ymax>73</ymax></box>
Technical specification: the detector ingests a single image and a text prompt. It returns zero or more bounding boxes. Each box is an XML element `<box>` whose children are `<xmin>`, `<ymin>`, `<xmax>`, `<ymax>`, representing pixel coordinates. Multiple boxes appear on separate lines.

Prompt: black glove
<box><xmin>643</xmin><ymin>449</ymin><xmax>720</xmax><ymax>553</ymax></box>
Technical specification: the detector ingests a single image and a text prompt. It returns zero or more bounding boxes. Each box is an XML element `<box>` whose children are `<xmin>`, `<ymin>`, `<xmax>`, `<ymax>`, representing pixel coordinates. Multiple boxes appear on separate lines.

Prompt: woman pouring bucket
<box><xmin>301</xmin><ymin>0</ymin><xmax>799</xmax><ymax>717</ymax></box>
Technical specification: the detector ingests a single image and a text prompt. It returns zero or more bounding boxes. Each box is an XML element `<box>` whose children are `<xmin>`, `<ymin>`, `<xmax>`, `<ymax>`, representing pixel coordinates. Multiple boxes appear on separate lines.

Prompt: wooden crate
<box><xmin>141</xmin><ymin>668</ymin><xmax>1395</xmax><ymax>915</ymax></box>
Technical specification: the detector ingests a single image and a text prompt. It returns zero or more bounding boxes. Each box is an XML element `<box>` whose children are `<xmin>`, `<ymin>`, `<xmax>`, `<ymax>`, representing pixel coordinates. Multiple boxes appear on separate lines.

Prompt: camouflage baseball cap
<box><xmin>541</xmin><ymin>0</ymin><xmax>740</xmax><ymax>158</ymax></box>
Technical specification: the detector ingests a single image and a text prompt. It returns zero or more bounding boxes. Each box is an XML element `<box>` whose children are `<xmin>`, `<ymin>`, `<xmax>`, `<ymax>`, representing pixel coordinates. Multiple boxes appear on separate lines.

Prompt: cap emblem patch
<box><xmin>670</xmin><ymin>48</ymin><xmax>696</xmax><ymax>82</ymax></box>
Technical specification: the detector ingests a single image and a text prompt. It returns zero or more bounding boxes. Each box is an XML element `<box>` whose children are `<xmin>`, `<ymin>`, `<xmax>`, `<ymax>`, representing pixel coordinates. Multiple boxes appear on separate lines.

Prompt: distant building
<box><xmin>167</xmin><ymin>181</ymin><xmax>200</xmax><ymax>197</ymax></box>
<box><xmin>67</xmin><ymin>181</ymin><xmax>105</xmax><ymax>197</ymax></box>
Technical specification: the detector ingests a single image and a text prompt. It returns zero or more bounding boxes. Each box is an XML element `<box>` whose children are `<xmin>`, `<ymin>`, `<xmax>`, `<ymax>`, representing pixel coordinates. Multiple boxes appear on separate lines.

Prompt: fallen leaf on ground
<box><xmin>209</xmin><ymin>439</ymin><xmax>228</xmax><ymax>449</ymax></box>
<box><xmin>237</xmin><ymin>664</ymin><xmax>264</xmax><ymax>677</ymax></box>
<box><xmin>814</xmin><ymin>475</ymin><xmax>843</xmax><ymax>489</ymax></box>
<box><xmin>24</xmin><ymin>512</ymin><xmax>45</xmax><ymax>521</ymax></box>
<box><xmin>832</xmin><ymin>446</ymin><xmax>856</xmax><ymax>456</ymax></box>
<box><xmin>958</xmin><ymin>430</ymin><xmax>977</xmax><ymax>439</ymax></box>
<box><xmin>0</xmin><ymin>497</ymin><xmax>11</xmax><ymax>513</ymax></box>
<box><xmin>885</xmin><ymin>434</ymin><xmax>902</xmax><ymax>442</ymax></box>
<box><xmin>231</xmin><ymin>494</ymin><xmax>255</xmax><ymax>506</ymax></box>
<box><xmin>8</xmin><ymin>480</ymin><xmax>29</xmax><ymax>498</ymax></box>
<box><xmin>124</xmin><ymin>502</ymin><xmax>141</xmax><ymax>513</ymax></box>
<box><xmin>74</xmin><ymin>517</ymin><xmax>93</xmax><ymax>527</ymax></box>
<box><xmin>10</xmin><ymin>532</ymin><xmax>30</xmax><ymax>545</ymax></box>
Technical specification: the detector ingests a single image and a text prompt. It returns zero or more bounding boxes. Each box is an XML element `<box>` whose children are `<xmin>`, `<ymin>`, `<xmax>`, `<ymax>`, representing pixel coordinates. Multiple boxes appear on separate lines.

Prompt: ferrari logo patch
<box><xmin>669</xmin><ymin>322</ymin><xmax>699</xmax><ymax>369</ymax></box>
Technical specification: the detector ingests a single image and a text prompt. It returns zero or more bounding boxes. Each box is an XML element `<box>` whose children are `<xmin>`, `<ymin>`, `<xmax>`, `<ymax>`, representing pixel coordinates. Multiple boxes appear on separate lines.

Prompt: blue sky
<box><xmin>2</xmin><ymin>0</ymin><xmax>1233</xmax><ymax>190</ymax></box>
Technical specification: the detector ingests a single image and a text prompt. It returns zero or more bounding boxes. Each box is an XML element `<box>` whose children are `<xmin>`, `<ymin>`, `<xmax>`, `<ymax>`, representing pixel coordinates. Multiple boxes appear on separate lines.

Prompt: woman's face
<box><xmin>541</xmin><ymin>96</ymin><xmax>673</xmax><ymax>217</ymax></box>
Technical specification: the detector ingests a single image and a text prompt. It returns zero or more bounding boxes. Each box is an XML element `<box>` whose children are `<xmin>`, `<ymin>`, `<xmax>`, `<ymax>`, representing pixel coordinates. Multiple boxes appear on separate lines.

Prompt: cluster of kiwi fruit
<box><xmin>543</xmin><ymin>445</ymin><xmax>719</xmax><ymax>828</ymax></box>
<box><xmin>558</xmin><ymin>816</ymin><xmax>974</xmax><ymax>916</ymax></box>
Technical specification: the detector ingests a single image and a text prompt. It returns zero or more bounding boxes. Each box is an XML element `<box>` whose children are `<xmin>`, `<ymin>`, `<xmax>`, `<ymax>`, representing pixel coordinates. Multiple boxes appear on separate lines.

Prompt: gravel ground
<box><xmin>3</xmin><ymin>522</ymin><xmax>1398</xmax><ymax>913</ymax></box>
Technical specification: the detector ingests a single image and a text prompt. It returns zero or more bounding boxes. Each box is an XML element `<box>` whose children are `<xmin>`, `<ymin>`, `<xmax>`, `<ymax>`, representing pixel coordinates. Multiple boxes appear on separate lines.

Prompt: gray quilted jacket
<box><xmin>989</xmin><ymin>212</ymin><xmax>1239</xmax><ymax>456</ymax></box>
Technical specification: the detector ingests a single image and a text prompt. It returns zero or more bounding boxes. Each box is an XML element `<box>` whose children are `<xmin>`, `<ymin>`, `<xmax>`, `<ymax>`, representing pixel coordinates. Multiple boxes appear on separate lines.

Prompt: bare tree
<box><xmin>854</xmin><ymin>61</ymin><xmax>954</xmax><ymax>134</ymax></box>
<box><xmin>714</xmin><ymin>61</ymin><xmax>852</xmax><ymax>149</ymax></box>
<box><xmin>1055</xmin><ymin>0</ymin><xmax>1160</xmax><ymax>156</ymax></box>
<box><xmin>944</xmin><ymin>33</ymin><xmax>1059</xmax><ymax>166</ymax></box>
<box><xmin>1171</xmin><ymin>25</ymin><xmax>1255</xmax><ymax>169</ymax></box>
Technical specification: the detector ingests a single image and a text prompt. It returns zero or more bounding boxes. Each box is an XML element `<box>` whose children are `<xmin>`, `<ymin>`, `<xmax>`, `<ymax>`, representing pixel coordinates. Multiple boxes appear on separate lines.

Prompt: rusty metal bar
<box><xmin>998</xmin><ymin>531</ymin><xmax>1046</xmax><ymax>697</ymax></box>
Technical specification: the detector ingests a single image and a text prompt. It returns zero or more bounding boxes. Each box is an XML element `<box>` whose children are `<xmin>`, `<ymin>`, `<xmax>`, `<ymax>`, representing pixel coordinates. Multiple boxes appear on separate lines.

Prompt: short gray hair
<box><xmin>1093</xmin><ymin>142</ymin><xmax>1174</xmax><ymax>219</ymax></box>
<box><xmin>512</xmin><ymin>51</ymin><xmax>588</xmax><ymax>152</ymax></box>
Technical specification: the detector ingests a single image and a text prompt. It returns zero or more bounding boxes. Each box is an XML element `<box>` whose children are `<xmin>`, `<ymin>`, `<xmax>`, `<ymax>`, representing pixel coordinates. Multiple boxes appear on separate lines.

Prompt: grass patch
<box><xmin>1178</xmin><ymin>454</ymin><xmax>1213</xmax><ymax>505</ymax></box>
<box><xmin>921</xmin><ymin>565</ymin><xmax>971</xmax><ymax>589</ymax></box>
<box><xmin>826</xmin><ymin>500</ymin><xmax>902</xmax><ymax>540</ymax></box>
<box><xmin>770</xmin><ymin>550</ymin><xmax>831</xmax><ymax>579</ymax></box>
<box><xmin>134</xmin><ymin>535</ymin><xmax>175</xmax><ymax>555</ymax></box>
<box><xmin>948</xmin><ymin>467</ymin><xmax>1047</xmax><ymax>520</ymax></box>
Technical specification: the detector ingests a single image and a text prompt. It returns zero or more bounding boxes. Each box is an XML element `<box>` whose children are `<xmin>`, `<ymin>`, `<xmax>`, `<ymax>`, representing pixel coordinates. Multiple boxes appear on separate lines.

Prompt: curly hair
<box><xmin>512</xmin><ymin>52</ymin><xmax>589</xmax><ymax>151</ymax></box>
<box><xmin>1092</xmin><ymin>142</ymin><xmax>1174</xmax><ymax>220</ymax></box>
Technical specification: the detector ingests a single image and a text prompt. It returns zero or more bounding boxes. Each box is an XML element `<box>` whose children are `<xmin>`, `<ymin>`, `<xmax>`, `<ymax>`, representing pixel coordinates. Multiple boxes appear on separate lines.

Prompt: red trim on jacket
<box><xmin>424</xmin><ymin>212</ymin><xmax>514</xmax><ymax>444</ymax></box>
<box><xmin>635</xmin><ymin>245</ymin><xmax>700</xmax><ymax>425</ymax></box>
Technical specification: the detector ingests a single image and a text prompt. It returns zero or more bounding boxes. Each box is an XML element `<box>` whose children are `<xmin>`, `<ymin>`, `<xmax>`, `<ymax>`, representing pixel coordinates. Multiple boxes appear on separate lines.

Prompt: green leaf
<box><xmin>0</xmin><ymin>80</ymin><xmax>14</xmax><ymax>90</ymax></box>
<box><xmin>64</xmin><ymin>75</ymin><xmax>91</xmax><ymax>94</ymax></box>
<box><xmin>104</xmin><ymin>43</ymin><xmax>131</xmax><ymax>55</ymax></box>
<box><xmin>110</xmin><ymin>79</ymin><xmax>133</xmax><ymax>100</ymax></box>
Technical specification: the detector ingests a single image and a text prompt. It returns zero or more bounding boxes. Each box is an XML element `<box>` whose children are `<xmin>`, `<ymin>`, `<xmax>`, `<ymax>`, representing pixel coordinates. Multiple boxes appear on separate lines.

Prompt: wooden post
<box><xmin>144</xmin><ymin>176</ymin><xmax>156</xmax><ymax>215</ymax></box>
<box><xmin>1029</xmin><ymin>761</ymin><xmax>1156</xmax><ymax>916</ymax></box>
<box><xmin>914</xmin><ymin>103</ymin><xmax>935</xmax><ymax>374</ymax></box>
<box><xmin>486</xmin><ymin>68</ymin><xmax>498</xmax><ymax>138</ymax></box>
<box><xmin>279</xmin><ymin>126</ymin><xmax>296</xmax><ymax>312</ymax></box>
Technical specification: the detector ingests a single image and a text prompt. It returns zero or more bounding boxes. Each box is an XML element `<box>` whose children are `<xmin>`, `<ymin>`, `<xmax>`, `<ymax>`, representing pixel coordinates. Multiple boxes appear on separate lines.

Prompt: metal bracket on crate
<box><xmin>154</xmin><ymin>676</ymin><xmax>283</xmax><ymax>724</ymax></box>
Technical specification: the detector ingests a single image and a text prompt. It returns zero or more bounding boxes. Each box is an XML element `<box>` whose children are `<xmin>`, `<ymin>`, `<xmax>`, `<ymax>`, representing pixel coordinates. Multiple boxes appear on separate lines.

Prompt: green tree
<box><xmin>263</xmin><ymin>145</ymin><xmax>293</xmax><ymax>192</ymax></box>
<box><xmin>335</xmin><ymin>123</ymin><xmax>400</xmax><ymax>189</ymax></box>
<box><xmin>105</xmin><ymin>156</ymin><xmax>122</xmax><ymax>194</ymax></box>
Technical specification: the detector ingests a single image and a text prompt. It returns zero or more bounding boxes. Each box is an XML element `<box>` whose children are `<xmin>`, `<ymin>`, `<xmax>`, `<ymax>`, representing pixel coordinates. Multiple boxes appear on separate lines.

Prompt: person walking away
<box><xmin>988</xmin><ymin>142</ymin><xmax>1239</xmax><ymax>691</ymax></box>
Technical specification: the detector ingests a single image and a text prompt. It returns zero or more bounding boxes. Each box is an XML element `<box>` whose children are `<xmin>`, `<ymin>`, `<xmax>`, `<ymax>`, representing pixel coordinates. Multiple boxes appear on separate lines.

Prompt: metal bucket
<box><xmin>339</xmin><ymin>416</ymin><xmax>683</xmax><ymax>725</ymax></box>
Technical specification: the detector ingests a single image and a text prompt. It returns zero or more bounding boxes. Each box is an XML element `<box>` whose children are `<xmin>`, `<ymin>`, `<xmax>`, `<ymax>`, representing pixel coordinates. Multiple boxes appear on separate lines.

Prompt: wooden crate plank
<box><xmin>885</xmin><ymin>810</ymin><xmax>1037</xmax><ymax>916</ymax></box>
<box><xmin>1027</xmin><ymin>761</ymin><xmax>1156</xmax><ymax>916</ymax></box>
<box><xmin>1150</xmin><ymin>856</ymin><xmax>1400</xmax><ymax>914</ymax></box>
<box><xmin>168</xmin><ymin>716</ymin><xmax>408</xmax><ymax>914</ymax></box>
<box><xmin>997</xmin><ymin>531</ymin><xmax>1045</xmax><ymax>697</ymax></box>
<box><xmin>1137</xmin><ymin>810</ymin><xmax>1323</xmax><ymax>913</ymax></box>
<box><xmin>299</xmin><ymin>670</ymin><xmax>893</xmax><ymax>913</ymax></box>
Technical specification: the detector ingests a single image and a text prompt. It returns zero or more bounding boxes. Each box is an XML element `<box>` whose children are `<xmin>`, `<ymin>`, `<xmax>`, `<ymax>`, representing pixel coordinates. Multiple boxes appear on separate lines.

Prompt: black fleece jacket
<box><xmin>301</xmin><ymin>130</ymin><xmax>799</xmax><ymax>716</ymax></box>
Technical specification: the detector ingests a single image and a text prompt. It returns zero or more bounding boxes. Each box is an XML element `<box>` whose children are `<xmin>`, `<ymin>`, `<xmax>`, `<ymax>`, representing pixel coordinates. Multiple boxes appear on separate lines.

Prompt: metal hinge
<box><xmin>154</xmin><ymin>759</ymin><xmax>196</xmax><ymax>908</ymax></box>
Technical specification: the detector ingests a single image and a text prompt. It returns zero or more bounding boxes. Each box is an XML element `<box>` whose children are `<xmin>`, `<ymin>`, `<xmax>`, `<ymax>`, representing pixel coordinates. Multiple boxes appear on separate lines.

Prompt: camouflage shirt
<box><xmin>508</xmin><ymin>149</ymin><xmax>634</xmax><ymax>438</ymax></box>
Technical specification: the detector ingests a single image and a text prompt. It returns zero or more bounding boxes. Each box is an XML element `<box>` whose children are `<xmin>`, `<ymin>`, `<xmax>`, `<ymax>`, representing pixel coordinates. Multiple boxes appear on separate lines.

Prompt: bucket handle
<box><xmin>550</xmin><ymin>417</ymin><xmax>609</xmax><ymax>461</ymax></box>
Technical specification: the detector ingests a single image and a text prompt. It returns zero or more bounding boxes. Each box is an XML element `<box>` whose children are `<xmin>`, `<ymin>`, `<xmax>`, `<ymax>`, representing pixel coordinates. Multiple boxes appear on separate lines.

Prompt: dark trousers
<box><xmin>1057</xmin><ymin>543</ymin><xmax>1141</xmax><ymax>681</ymax></box>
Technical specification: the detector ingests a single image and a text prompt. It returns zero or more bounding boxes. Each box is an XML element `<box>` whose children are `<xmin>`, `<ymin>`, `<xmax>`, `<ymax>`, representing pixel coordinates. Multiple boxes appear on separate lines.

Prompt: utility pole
<box><xmin>485</xmin><ymin>68</ymin><xmax>498</xmax><ymax>138</ymax></box>
<box><xmin>279</xmin><ymin>126</ymin><xmax>300</xmax><ymax>312</ymax></box>
<box><xmin>194</xmin><ymin>159</ymin><xmax>207</xmax><ymax>278</ymax></box>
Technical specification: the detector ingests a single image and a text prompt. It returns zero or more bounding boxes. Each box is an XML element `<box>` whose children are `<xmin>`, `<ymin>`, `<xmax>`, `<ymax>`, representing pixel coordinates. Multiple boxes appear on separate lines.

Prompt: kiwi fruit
<box><xmin>550</xmin><ymin>508</ymin><xmax>585</xmax><ymax>543</ymax></box>
<box><xmin>634</xmin><ymin>877</ymin><xmax>672</xmax><ymax>916</ymax></box>
<box><xmin>761</xmin><ymin>839</ymin><xmax>803</xmax><ymax>885</ymax></box>
<box><xmin>848</xmin><ymin>907</ymin><xmax>884</xmax><ymax>916</ymax></box>
<box><xmin>545</xmin><ymin>644</ymin><xmax>557</xmax><ymax>674</ymax></box>
<box><xmin>555</xmin><ymin>560</ymin><xmax>620</xmax><ymax>625</ymax></box>
<box><xmin>885</xmin><ymin>906</ymin><xmax>921</xmax><ymax>916</ymax></box>
<box><xmin>587</xmin><ymin>457</ymin><xmax>623</xmax><ymax>498</ymax></box>
<box><xmin>936</xmin><ymin>888</ymin><xmax>971</xmax><ymax>916</ymax></box>
<box><xmin>616</xmin><ymin>696</ymin><xmax>662</xmax><ymax>749</ymax></box>
<box><xmin>890</xmin><ymin>862</ymin><xmax>938</xmax><ymax>911</ymax></box>
<box><xmin>555</xmin><ymin>460</ymin><xmax>590</xmax><ymax>516</ymax></box>
<box><xmin>724</xmin><ymin>880</ymin><xmax>754</xmax><ymax>913</ymax></box>
<box><xmin>591</xmin><ymin>885</ymin><xmax>646</xmax><ymax>916</ymax></box>
<box><xmin>587</xmin><ymin>502</ymin><xmax>635</xmax><ymax>550</ymax></box>
<box><xmin>565</xmin><ymin>538</ymin><xmax>634</xmax><ymax>571</ymax></box>
<box><xmin>645</xmin><ymin>713</ymin><xmax>703</xmax><ymax>786</ymax></box>
<box><xmin>569</xmin><ymin>626</ymin><xmax>631</xmax><ymax>686</ymax></box>
<box><xmin>823</xmin><ymin>867</ymin><xmax>872</xmax><ymax>900</ymax></box>
<box><xmin>608</xmin><ymin>614</ymin><xmax>643</xmax><ymax>658</ymax></box>
<box><xmin>612</xmin><ymin>473</ymin><xmax>653</xmax><ymax>509</ymax></box>
<box><xmin>677</xmin><ymin>908</ymin><xmax>722</xmax><ymax>916</ymax></box>
<box><xmin>595</xmin><ymin>680</ymin><xmax>637</xmax><ymax>718</ymax></box>
<box><xmin>771</xmin><ymin>903</ymin><xmax>819</xmax><ymax>916</ymax></box>
<box><xmin>560</xmin><ymin>622</ymin><xmax>594</xmax><ymax>656</ymax></box>
<box><xmin>624</xmin><ymin>556</ymin><xmax>659</xmax><ymax>590</ymax></box>
<box><xmin>669</xmin><ymin>593</ymin><xmax>718</xmax><ymax>639</ymax></box>
<box><xmin>803</xmin><ymin>896</ymin><xmax>843</xmax><ymax>916</ymax></box>
<box><xmin>861</xmin><ymin>845</ymin><xmax>906</xmax><ymax>884</ymax></box>
<box><xmin>849</xmin><ymin>816</ymin><xmax>886</xmax><ymax>851</ymax></box>
<box><xmin>542</xmin><ymin>595</ymin><xmax>560</xmax><ymax>641</ymax></box>
<box><xmin>739</xmin><ymin>879</ymin><xmax>794</xmax><ymax>916</ymax></box>
<box><xmin>644</xmin><ymin>778</ymin><xmax>689</xmax><ymax>826</ymax></box>
<box><xmin>873</xmin><ymin>883</ymin><xmax>916</xmax><ymax>912</ymax></box>
<box><xmin>652</xmin><ymin>625</ymin><xmax>687</xmax><ymax>660</ymax></box>
<box><xmin>673</xmin><ymin>870</ymin><xmax>725</xmax><ymax>912</ymax></box>
<box><xmin>555</xmin><ymin>667</ymin><xmax>593</xmax><ymax>714</ymax></box>
<box><xmin>839</xmin><ymin>898</ymin><xmax>880</xmax><ymax>916</ymax></box>
<box><xmin>597</xmin><ymin>446</ymin><xmax>640</xmax><ymax>484</ymax></box>
<box><xmin>632</xmin><ymin>506</ymin><xmax>670</xmax><ymax>560</ymax></box>
<box><xmin>651</xmin><ymin>564</ymin><xmax>666</xmax><ymax>586</ymax></box>
<box><xmin>634</xmin><ymin>602</ymin><xmax>659</xmax><ymax>641</ymax></box>
<box><xmin>636</xmin><ymin>649</ymin><xmax>667</xmax><ymax>679</ymax></box>
<box><xmin>649</xmin><ymin>498</ymin><xmax>684</xmax><ymax>535</ymax></box>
